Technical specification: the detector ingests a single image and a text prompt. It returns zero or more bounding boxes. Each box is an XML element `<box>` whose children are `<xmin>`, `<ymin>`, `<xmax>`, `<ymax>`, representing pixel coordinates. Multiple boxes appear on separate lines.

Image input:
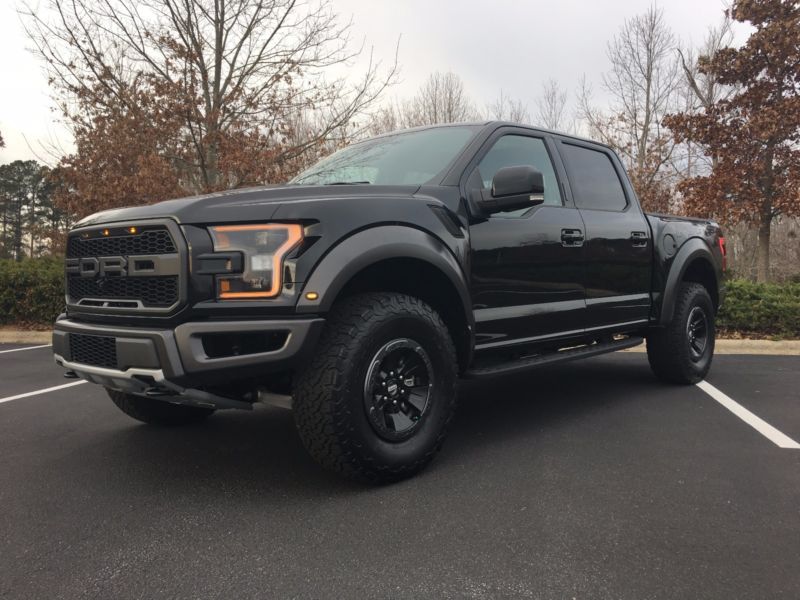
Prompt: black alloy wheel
<box><xmin>364</xmin><ymin>338</ymin><xmax>434</xmax><ymax>442</ymax></box>
<box><xmin>686</xmin><ymin>305</ymin><xmax>709</xmax><ymax>362</ymax></box>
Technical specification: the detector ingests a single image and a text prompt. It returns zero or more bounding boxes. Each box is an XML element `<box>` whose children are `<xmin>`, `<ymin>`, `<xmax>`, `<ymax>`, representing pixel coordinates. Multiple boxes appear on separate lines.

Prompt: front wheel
<box><xmin>646</xmin><ymin>282</ymin><xmax>716</xmax><ymax>384</ymax></box>
<box><xmin>292</xmin><ymin>293</ymin><xmax>458</xmax><ymax>483</ymax></box>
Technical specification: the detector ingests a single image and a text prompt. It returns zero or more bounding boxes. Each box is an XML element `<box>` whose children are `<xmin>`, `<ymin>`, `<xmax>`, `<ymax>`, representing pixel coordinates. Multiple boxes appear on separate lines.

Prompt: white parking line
<box><xmin>696</xmin><ymin>380</ymin><xmax>800</xmax><ymax>449</ymax></box>
<box><xmin>0</xmin><ymin>344</ymin><xmax>52</xmax><ymax>354</ymax></box>
<box><xmin>0</xmin><ymin>381</ymin><xmax>87</xmax><ymax>404</ymax></box>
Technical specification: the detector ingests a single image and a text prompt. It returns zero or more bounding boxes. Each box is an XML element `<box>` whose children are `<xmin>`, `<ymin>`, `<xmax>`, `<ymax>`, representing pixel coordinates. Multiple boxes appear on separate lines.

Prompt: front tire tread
<box><xmin>293</xmin><ymin>292</ymin><xmax>458</xmax><ymax>483</ymax></box>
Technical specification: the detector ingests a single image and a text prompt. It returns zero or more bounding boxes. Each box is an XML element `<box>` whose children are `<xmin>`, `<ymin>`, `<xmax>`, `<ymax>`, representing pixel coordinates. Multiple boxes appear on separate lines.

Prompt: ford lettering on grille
<box><xmin>65</xmin><ymin>224</ymin><xmax>183</xmax><ymax>312</ymax></box>
<box><xmin>65</xmin><ymin>255</ymin><xmax>180</xmax><ymax>278</ymax></box>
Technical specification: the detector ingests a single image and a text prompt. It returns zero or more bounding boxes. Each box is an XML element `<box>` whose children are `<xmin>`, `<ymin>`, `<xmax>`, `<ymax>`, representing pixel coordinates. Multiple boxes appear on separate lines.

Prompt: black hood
<box><xmin>74</xmin><ymin>184</ymin><xmax>422</xmax><ymax>227</ymax></box>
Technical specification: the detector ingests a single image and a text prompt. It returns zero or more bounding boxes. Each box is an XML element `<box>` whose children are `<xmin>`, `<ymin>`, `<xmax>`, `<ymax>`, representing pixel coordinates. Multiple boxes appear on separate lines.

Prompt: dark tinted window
<box><xmin>561</xmin><ymin>143</ymin><xmax>627</xmax><ymax>211</ymax></box>
<box><xmin>473</xmin><ymin>135</ymin><xmax>561</xmax><ymax>217</ymax></box>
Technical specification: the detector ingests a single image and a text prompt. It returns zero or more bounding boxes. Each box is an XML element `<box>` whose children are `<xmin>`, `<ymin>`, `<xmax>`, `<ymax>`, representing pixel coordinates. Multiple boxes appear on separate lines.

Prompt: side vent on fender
<box><xmin>428</xmin><ymin>205</ymin><xmax>465</xmax><ymax>238</ymax></box>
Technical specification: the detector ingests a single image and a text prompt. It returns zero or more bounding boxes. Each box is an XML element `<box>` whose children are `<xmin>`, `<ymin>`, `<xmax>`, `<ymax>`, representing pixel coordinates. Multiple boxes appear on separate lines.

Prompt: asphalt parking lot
<box><xmin>1</xmin><ymin>344</ymin><xmax>798</xmax><ymax>599</ymax></box>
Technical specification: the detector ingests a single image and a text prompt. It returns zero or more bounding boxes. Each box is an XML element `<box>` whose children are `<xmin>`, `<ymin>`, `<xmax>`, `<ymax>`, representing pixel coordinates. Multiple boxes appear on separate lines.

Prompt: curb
<box><xmin>0</xmin><ymin>330</ymin><xmax>798</xmax><ymax>355</ymax></box>
<box><xmin>622</xmin><ymin>339</ymin><xmax>800</xmax><ymax>356</ymax></box>
<box><xmin>0</xmin><ymin>330</ymin><xmax>52</xmax><ymax>345</ymax></box>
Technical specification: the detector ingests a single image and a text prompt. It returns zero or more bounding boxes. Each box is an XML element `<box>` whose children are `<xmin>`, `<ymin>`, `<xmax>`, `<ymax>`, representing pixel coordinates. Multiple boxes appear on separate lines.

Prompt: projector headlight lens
<box><xmin>208</xmin><ymin>224</ymin><xmax>303</xmax><ymax>299</ymax></box>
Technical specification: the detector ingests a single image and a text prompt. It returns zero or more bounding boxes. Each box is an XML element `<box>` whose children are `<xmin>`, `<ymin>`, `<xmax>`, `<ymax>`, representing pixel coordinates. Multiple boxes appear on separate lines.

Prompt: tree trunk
<box><xmin>15</xmin><ymin>199</ymin><xmax>23</xmax><ymax>261</ymax></box>
<box><xmin>756</xmin><ymin>213</ymin><xmax>771</xmax><ymax>283</ymax></box>
<box><xmin>206</xmin><ymin>137</ymin><xmax>220</xmax><ymax>190</ymax></box>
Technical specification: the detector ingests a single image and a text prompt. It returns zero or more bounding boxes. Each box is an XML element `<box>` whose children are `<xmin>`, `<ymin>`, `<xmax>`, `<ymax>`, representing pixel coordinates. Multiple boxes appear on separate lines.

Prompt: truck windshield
<box><xmin>290</xmin><ymin>125</ymin><xmax>480</xmax><ymax>186</ymax></box>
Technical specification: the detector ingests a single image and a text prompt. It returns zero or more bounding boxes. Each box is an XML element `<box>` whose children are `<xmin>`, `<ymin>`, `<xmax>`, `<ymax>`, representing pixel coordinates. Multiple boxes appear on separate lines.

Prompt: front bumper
<box><xmin>52</xmin><ymin>316</ymin><xmax>324</xmax><ymax>393</ymax></box>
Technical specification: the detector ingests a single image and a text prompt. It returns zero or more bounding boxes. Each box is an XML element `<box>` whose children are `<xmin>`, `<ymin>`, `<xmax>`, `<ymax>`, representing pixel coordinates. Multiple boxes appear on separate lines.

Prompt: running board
<box><xmin>464</xmin><ymin>336</ymin><xmax>644</xmax><ymax>379</ymax></box>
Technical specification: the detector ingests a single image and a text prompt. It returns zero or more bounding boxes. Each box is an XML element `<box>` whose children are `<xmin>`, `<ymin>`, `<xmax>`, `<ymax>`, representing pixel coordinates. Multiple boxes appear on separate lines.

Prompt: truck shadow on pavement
<box><xmin>82</xmin><ymin>355</ymin><xmax>667</xmax><ymax>497</ymax></box>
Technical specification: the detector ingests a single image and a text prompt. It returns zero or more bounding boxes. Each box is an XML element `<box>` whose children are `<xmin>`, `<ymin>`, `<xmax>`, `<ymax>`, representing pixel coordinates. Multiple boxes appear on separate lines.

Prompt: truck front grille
<box><xmin>67</xmin><ymin>228</ymin><xmax>176</xmax><ymax>258</ymax></box>
<box><xmin>65</xmin><ymin>222</ymin><xmax>184</xmax><ymax>314</ymax></box>
<box><xmin>70</xmin><ymin>333</ymin><xmax>117</xmax><ymax>368</ymax></box>
<box><xmin>68</xmin><ymin>276</ymin><xmax>179</xmax><ymax>307</ymax></box>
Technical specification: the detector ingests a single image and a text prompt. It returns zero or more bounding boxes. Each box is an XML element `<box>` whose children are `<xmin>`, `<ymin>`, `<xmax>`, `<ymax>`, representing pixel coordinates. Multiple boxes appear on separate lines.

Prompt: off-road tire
<box><xmin>646</xmin><ymin>282</ymin><xmax>715</xmax><ymax>384</ymax></box>
<box><xmin>293</xmin><ymin>292</ymin><xmax>459</xmax><ymax>483</ymax></box>
<box><xmin>106</xmin><ymin>388</ymin><xmax>215</xmax><ymax>426</ymax></box>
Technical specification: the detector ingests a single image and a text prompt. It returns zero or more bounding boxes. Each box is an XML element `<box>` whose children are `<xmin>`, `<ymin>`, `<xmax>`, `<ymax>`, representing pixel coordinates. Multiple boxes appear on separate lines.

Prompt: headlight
<box><xmin>208</xmin><ymin>224</ymin><xmax>303</xmax><ymax>299</ymax></box>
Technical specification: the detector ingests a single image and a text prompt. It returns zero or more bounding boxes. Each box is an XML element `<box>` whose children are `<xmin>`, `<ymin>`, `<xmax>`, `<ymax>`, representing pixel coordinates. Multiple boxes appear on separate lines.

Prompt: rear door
<box><xmin>556</xmin><ymin>140</ymin><xmax>652</xmax><ymax>330</ymax></box>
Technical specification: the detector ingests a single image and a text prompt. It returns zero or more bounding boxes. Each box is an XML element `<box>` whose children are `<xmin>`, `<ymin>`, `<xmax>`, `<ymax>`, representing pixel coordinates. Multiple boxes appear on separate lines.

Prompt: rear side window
<box><xmin>560</xmin><ymin>143</ymin><xmax>628</xmax><ymax>211</ymax></box>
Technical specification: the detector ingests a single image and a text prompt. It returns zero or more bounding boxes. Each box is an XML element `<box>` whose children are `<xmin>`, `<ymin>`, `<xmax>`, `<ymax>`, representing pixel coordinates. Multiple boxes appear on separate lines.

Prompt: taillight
<box><xmin>718</xmin><ymin>236</ymin><xmax>727</xmax><ymax>272</ymax></box>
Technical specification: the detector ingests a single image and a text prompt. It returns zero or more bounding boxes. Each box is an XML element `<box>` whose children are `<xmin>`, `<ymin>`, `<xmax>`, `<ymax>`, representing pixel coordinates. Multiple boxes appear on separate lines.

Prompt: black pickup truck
<box><xmin>53</xmin><ymin>122</ymin><xmax>726</xmax><ymax>482</ymax></box>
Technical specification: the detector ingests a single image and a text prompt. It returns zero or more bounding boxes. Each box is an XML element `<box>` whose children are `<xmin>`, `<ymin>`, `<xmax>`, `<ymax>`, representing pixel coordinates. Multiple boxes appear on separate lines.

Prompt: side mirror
<box><xmin>478</xmin><ymin>165</ymin><xmax>545</xmax><ymax>214</ymax></box>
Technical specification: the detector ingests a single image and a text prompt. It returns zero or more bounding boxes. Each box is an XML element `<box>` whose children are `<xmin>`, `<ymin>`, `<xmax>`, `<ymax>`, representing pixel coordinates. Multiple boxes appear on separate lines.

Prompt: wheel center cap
<box><xmin>387</xmin><ymin>381</ymin><xmax>399</xmax><ymax>397</ymax></box>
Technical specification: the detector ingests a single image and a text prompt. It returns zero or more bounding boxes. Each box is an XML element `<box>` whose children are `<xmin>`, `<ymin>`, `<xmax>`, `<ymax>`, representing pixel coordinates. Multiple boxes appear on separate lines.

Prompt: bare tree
<box><xmin>21</xmin><ymin>0</ymin><xmax>397</xmax><ymax>204</ymax></box>
<box><xmin>367</xmin><ymin>102</ymin><xmax>402</xmax><ymax>136</ymax></box>
<box><xmin>584</xmin><ymin>5</ymin><xmax>679</xmax><ymax>169</ymax></box>
<box><xmin>578</xmin><ymin>6</ymin><xmax>680</xmax><ymax>212</ymax></box>
<box><xmin>403</xmin><ymin>72</ymin><xmax>480</xmax><ymax>127</ymax></box>
<box><xmin>674</xmin><ymin>12</ymin><xmax>737</xmax><ymax>177</ymax></box>
<box><xmin>487</xmin><ymin>90</ymin><xmax>530</xmax><ymax>124</ymax></box>
<box><xmin>534</xmin><ymin>79</ymin><xmax>568</xmax><ymax>131</ymax></box>
<box><xmin>679</xmin><ymin>14</ymin><xmax>736</xmax><ymax>112</ymax></box>
<box><xmin>367</xmin><ymin>73</ymin><xmax>481</xmax><ymax>135</ymax></box>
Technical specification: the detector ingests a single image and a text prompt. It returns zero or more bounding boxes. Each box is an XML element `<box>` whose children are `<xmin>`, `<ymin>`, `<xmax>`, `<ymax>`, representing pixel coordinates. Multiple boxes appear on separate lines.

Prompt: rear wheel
<box><xmin>292</xmin><ymin>292</ymin><xmax>458</xmax><ymax>483</ymax></box>
<box><xmin>106</xmin><ymin>388</ymin><xmax>215</xmax><ymax>426</ymax></box>
<box><xmin>646</xmin><ymin>282</ymin><xmax>715</xmax><ymax>384</ymax></box>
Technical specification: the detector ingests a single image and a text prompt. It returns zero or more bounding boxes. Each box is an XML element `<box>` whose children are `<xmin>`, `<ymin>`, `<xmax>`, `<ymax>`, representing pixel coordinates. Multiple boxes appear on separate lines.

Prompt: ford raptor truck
<box><xmin>53</xmin><ymin>122</ymin><xmax>726</xmax><ymax>482</ymax></box>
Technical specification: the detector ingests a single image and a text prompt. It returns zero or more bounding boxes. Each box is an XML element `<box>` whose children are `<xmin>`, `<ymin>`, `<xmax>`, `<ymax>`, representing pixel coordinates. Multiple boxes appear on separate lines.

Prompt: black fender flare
<box><xmin>295</xmin><ymin>225</ymin><xmax>474</xmax><ymax>328</ymax></box>
<box><xmin>658</xmin><ymin>237</ymin><xmax>718</xmax><ymax>326</ymax></box>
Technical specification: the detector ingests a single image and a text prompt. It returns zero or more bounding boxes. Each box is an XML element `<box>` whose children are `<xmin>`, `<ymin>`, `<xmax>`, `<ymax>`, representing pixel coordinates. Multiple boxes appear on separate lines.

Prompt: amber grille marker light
<box><xmin>210</xmin><ymin>224</ymin><xmax>303</xmax><ymax>299</ymax></box>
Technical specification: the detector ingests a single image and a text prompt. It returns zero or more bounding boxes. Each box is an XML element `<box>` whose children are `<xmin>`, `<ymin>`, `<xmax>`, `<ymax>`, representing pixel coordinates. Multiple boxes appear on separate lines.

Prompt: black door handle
<box><xmin>561</xmin><ymin>229</ymin><xmax>584</xmax><ymax>247</ymax></box>
<box><xmin>630</xmin><ymin>231</ymin><xmax>648</xmax><ymax>247</ymax></box>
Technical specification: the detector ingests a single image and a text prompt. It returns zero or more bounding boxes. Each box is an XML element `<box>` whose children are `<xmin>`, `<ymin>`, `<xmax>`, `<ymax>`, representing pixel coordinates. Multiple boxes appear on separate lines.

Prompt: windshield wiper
<box><xmin>324</xmin><ymin>181</ymin><xmax>371</xmax><ymax>185</ymax></box>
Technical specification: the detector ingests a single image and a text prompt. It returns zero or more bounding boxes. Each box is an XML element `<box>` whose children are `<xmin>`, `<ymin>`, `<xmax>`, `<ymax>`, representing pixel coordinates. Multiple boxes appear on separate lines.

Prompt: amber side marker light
<box><xmin>305</xmin><ymin>292</ymin><xmax>319</xmax><ymax>301</ymax></box>
<box><xmin>211</xmin><ymin>223</ymin><xmax>303</xmax><ymax>300</ymax></box>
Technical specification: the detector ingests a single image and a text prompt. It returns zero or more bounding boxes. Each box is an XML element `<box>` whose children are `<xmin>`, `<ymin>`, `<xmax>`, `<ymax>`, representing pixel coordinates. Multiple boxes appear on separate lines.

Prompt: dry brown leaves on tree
<box><xmin>22</xmin><ymin>0</ymin><xmax>397</xmax><ymax>218</ymax></box>
<box><xmin>664</xmin><ymin>0</ymin><xmax>800</xmax><ymax>282</ymax></box>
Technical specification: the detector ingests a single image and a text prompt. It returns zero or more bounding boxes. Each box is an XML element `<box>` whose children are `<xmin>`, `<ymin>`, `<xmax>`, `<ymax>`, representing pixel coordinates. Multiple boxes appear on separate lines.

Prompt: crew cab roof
<box><xmin>369</xmin><ymin>120</ymin><xmax>613</xmax><ymax>151</ymax></box>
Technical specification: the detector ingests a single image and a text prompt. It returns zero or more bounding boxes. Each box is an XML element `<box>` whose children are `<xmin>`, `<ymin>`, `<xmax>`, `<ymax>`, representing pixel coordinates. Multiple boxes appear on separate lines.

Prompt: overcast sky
<box><xmin>0</xmin><ymin>0</ymin><xmax>744</xmax><ymax>165</ymax></box>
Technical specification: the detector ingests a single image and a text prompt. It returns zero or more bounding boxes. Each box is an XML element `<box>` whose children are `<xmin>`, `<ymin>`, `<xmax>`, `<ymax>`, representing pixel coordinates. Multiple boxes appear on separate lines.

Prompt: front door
<box><xmin>467</xmin><ymin>131</ymin><xmax>587</xmax><ymax>350</ymax></box>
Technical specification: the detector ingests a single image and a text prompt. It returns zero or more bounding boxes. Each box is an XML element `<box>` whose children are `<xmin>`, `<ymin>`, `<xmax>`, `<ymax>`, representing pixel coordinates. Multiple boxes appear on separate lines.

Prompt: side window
<box><xmin>474</xmin><ymin>135</ymin><xmax>561</xmax><ymax>217</ymax></box>
<box><xmin>560</xmin><ymin>143</ymin><xmax>628</xmax><ymax>211</ymax></box>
